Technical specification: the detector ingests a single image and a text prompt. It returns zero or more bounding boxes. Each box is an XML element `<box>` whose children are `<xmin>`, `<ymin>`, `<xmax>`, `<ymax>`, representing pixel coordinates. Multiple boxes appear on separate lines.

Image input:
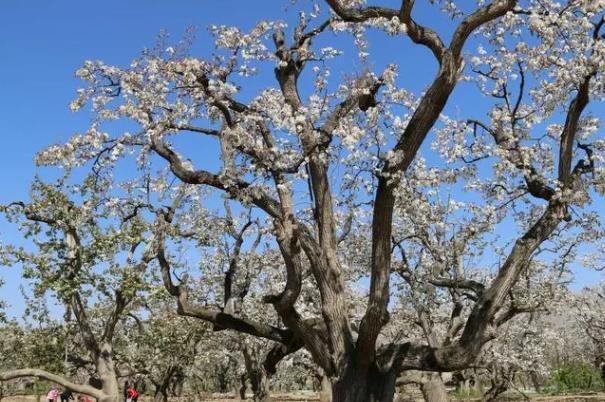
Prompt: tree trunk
<box><xmin>215</xmin><ymin>364</ymin><xmax>231</xmax><ymax>393</ymax></box>
<box><xmin>530</xmin><ymin>372</ymin><xmax>541</xmax><ymax>393</ymax></box>
<box><xmin>252</xmin><ymin>377</ymin><xmax>269</xmax><ymax>402</ymax></box>
<box><xmin>153</xmin><ymin>388</ymin><xmax>168</xmax><ymax>402</ymax></box>
<box><xmin>319</xmin><ymin>374</ymin><xmax>332</xmax><ymax>402</ymax></box>
<box><xmin>421</xmin><ymin>375</ymin><xmax>449</xmax><ymax>402</ymax></box>
<box><xmin>248</xmin><ymin>364</ymin><xmax>270</xmax><ymax>402</ymax></box>
<box><xmin>243</xmin><ymin>345</ymin><xmax>271</xmax><ymax>402</ymax></box>
<box><xmin>170</xmin><ymin>370</ymin><xmax>185</xmax><ymax>397</ymax></box>
<box><xmin>597</xmin><ymin>354</ymin><xmax>605</xmax><ymax>388</ymax></box>
<box><xmin>153</xmin><ymin>366</ymin><xmax>178</xmax><ymax>402</ymax></box>
<box><xmin>482</xmin><ymin>380</ymin><xmax>508</xmax><ymax>402</ymax></box>
<box><xmin>331</xmin><ymin>365</ymin><xmax>397</xmax><ymax>402</ymax></box>
<box><xmin>239</xmin><ymin>373</ymin><xmax>247</xmax><ymax>400</ymax></box>
<box><xmin>95</xmin><ymin>343</ymin><xmax>120</xmax><ymax>402</ymax></box>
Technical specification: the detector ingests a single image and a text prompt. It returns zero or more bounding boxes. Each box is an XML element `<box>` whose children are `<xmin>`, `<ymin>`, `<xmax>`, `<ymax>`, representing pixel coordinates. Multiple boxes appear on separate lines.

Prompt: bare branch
<box><xmin>0</xmin><ymin>369</ymin><xmax>105</xmax><ymax>399</ymax></box>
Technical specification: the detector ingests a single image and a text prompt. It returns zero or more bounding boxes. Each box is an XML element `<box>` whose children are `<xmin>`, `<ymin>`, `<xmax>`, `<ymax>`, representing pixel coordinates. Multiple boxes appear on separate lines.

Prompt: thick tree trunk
<box><xmin>252</xmin><ymin>377</ymin><xmax>270</xmax><ymax>402</ymax></box>
<box><xmin>95</xmin><ymin>343</ymin><xmax>121</xmax><ymax>402</ymax></box>
<box><xmin>243</xmin><ymin>345</ymin><xmax>271</xmax><ymax>402</ymax></box>
<box><xmin>331</xmin><ymin>365</ymin><xmax>397</xmax><ymax>402</ymax></box>
<box><xmin>421</xmin><ymin>375</ymin><xmax>449</xmax><ymax>402</ymax></box>
<box><xmin>319</xmin><ymin>374</ymin><xmax>332</xmax><ymax>402</ymax></box>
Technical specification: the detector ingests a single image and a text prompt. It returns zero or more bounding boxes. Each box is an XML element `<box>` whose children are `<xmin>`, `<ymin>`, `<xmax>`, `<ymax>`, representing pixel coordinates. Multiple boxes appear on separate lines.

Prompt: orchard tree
<box><xmin>0</xmin><ymin>179</ymin><xmax>159</xmax><ymax>402</ymax></box>
<box><xmin>0</xmin><ymin>280</ymin><xmax>6</xmax><ymax>325</ymax></box>
<box><xmin>117</xmin><ymin>293</ymin><xmax>208</xmax><ymax>402</ymax></box>
<box><xmin>477</xmin><ymin>312</ymin><xmax>557</xmax><ymax>400</ymax></box>
<box><xmin>0</xmin><ymin>318</ymin><xmax>68</xmax><ymax>396</ymax></box>
<box><xmin>577</xmin><ymin>282</ymin><xmax>605</xmax><ymax>385</ymax></box>
<box><xmin>27</xmin><ymin>0</ymin><xmax>605</xmax><ymax>401</ymax></box>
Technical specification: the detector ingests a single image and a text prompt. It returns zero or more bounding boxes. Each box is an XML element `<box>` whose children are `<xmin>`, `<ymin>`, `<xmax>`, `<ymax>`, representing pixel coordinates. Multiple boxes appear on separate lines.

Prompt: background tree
<box><xmin>576</xmin><ymin>282</ymin><xmax>605</xmax><ymax>386</ymax></box>
<box><xmin>0</xmin><ymin>179</ymin><xmax>157</xmax><ymax>402</ymax></box>
<box><xmin>117</xmin><ymin>290</ymin><xmax>209</xmax><ymax>402</ymax></box>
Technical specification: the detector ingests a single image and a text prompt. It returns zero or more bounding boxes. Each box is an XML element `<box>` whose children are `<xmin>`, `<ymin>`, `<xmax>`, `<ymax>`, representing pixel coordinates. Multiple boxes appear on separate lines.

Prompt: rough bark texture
<box><xmin>331</xmin><ymin>364</ymin><xmax>397</xmax><ymax>402</ymax></box>
<box><xmin>95</xmin><ymin>343</ymin><xmax>120</xmax><ymax>400</ymax></box>
<box><xmin>421</xmin><ymin>375</ymin><xmax>450</xmax><ymax>402</ymax></box>
<box><xmin>482</xmin><ymin>381</ymin><xmax>508</xmax><ymax>402</ymax></box>
<box><xmin>239</xmin><ymin>374</ymin><xmax>247</xmax><ymax>400</ymax></box>
<box><xmin>319</xmin><ymin>375</ymin><xmax>332</xmax><ymax>402</ymax></box>
<box><xmin>0</xmin><ymin>369</ymin><xmax>106</xmax><ymax>401</ymax></box>
<box><xmin>151</xmin><ymin>365</ymin><xmax>180</xmax><ymax>402</ymax></box>
<box><xmin>243</xmin><ymin>345</ymin><xmax>271</xmax><ymax>402</ymax></box>
<box><xmin>153</xmin><ymin>388</ymin><xmax>168</xmax><ymax>402</ymax></box>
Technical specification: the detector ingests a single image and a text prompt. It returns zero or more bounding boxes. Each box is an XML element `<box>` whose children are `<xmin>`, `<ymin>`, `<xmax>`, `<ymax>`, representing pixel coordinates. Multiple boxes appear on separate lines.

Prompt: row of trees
<box><xmin>0</xmin><ymin>257</ymin><xmax>603</xmax><ymax>402</ymax></box>
<box><xmin>1</xmin><ymin>0</ymin><xmax>605</xmax><ymax>401</ymax></box>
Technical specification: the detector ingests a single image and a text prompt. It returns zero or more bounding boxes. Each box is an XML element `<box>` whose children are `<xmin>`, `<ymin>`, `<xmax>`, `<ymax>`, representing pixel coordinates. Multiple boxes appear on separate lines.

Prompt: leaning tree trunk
<box><xmin>421</xmin><ymin>374</ymin><xmax>450</xmax><ymax>402</ymax></box>
<box><xmin>482</xmin><ymin>380</ymin><xmax>508</xmax><ymax>402</ymax></box>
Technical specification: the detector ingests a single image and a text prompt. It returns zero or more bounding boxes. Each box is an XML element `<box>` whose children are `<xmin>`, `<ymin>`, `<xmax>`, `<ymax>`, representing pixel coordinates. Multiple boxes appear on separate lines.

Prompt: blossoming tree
<box><xmin>9</xmin><ymin>0</ymin><xmax>605</xmax><ymax>401</ymax></box>
<box><xmin>0</xmin><ymin>179</ymin><xmax>158</xmax><ymax>402</ymax></box>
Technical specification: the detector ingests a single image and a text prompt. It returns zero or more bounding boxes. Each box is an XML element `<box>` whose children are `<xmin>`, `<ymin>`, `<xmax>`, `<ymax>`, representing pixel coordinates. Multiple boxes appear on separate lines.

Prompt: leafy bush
<box><xmin>552</xmin><ymin>362</ymin><xmax>604</xmax><ymax>392</ymax></box>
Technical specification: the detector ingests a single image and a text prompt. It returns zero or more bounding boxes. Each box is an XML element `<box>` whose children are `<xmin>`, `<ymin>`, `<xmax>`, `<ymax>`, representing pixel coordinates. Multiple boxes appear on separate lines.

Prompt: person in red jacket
<box><xmin>126</xmin><ymin>386</ymin><xmax>139</xmax><ymax>402</ymax></box>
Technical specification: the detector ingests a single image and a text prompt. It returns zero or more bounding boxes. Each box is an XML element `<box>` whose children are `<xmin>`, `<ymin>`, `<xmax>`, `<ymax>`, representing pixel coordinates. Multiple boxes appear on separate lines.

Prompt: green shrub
<box><xmin>551</xmin><ymin>362</ymin><xmax>604</xmax><ymax>392</ymax></box>
<box><xmin>451</xmin><ymin>386</ymin><xmax>482</xmax><ymax>399</ymax></box>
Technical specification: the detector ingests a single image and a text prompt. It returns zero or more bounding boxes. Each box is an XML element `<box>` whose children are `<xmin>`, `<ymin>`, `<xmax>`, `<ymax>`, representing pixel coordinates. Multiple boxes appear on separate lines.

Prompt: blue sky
<box><xmin>1</xmin><ymin>0</ymin><xmax>603</xmax><ymax>318</ymax></box>
<box><xmin>0</xmin><ymin>0</ymin><xmax>295</xmax><ymax>317</ymax></box>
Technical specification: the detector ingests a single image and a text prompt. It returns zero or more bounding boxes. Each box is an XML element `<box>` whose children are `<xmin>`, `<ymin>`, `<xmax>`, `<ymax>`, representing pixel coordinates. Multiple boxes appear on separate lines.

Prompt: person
<box><xmin>126</xmin><ymin>386</ymin><xmax>139</xmax><ymax>402</ymax></box>
<box><xmin>78</xmin><ymin>395</ymin><xmax>91</xmax><ymax>402</ymax></box>
<box><xmin>123</xmin><ymin>381</ymin><xmax>129</xmax><ymax>402</ymax></box>
<box><xmin>47</xmin><ymin>388</ymin><xmax>59</xmax><ymax>402</ymax></box>
<box><xmin>60</xmin><ymin>389</ymin><xmax>74</xmax><ymax>402</ymax></box>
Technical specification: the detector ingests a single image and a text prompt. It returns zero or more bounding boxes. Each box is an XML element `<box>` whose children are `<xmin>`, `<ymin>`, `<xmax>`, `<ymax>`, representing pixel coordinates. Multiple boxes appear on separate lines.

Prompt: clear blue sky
<box><xmin>0</xmin><ymin>0</ymin><xmax>602</xmax><ymax>318</ymax></box>
<box><xmin>0</xmin><ymin>0</ymin><xmax>299</xmax><ymax>317</ymax></box>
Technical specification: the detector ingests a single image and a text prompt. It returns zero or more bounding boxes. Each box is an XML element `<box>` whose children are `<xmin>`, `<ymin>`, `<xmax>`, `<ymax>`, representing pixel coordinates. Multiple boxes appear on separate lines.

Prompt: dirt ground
<box><xmin>3</xmin><ymin>393</ymin><xmax>605</xmax><ymax>402</ymax></box>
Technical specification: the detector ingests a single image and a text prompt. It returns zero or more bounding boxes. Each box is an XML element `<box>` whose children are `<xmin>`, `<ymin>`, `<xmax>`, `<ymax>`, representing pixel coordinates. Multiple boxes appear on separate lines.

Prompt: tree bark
<box><xmin>94</xmin><ymin>342</ymin><xmax>120</xmax><ymax>402</ymax></box>
<box><xmin>239</xmin><ymin>373</ymin><xmax>247</xmax><ymax>400</ymax></box>
<box><xmin>152</xmin><ymin>365</ymin><xmax>180</xmax><ymax>402</ymax></box>
<box><xmin>482</xmin><ymin>379</ymin><xmax>508</xmax><ymax>402</ymax></box>
<box><xmin>243</xmin><ymin>345</ymin><xmax>271</xmax><ymax>402</ymax></box>
<box><xmin>331</xmin><ymin>364</ymin><xmax>397</xmax><ymax>402</ymax></box>
<box><xmin>0</xmin><ymin>369</ymin><xmax>105</xmax><ymax>400</ymax></box>
<box><xmin>153</xmin><ymin>388</ymin><xmax>168</xmax><ymax>402</ymax></box>
<box><xmin>421</xmin><ymin>375</ymin><xmax>449</xmax><ymax>402</ymax></box>
<box><xmin>319</xmin><ymin>374</ymin><xmax>332</xmax><ymax>402</ymax></box>
<box><xmin>170</xmin><ymin>370</ymin><xmax>185</xmax><ymax>397</ymax></box>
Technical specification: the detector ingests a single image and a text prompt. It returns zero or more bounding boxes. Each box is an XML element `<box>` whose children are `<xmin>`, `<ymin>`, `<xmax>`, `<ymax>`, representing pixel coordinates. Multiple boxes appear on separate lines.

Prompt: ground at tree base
<box><xmin>4</xmin><ymin>393</ymin><xmax>605</xmax><ymax>402</ymax></box>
